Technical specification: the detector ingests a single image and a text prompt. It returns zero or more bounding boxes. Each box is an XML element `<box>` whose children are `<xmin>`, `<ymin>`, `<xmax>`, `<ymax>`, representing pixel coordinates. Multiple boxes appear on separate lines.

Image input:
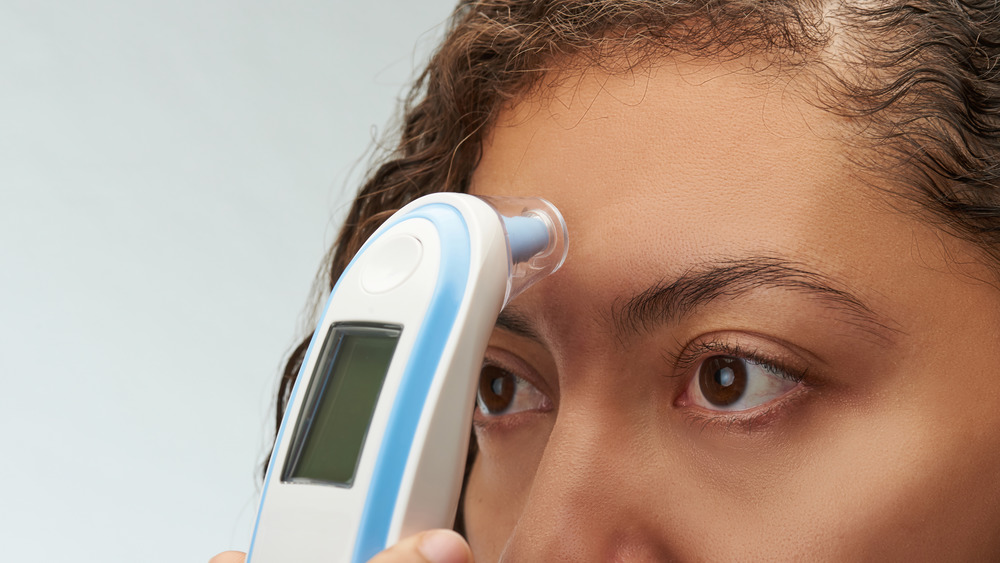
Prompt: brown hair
<box><xmin>271</xmin><ymin>0</ymin><xmax>1000</xmax><ymax>531</ymax></box>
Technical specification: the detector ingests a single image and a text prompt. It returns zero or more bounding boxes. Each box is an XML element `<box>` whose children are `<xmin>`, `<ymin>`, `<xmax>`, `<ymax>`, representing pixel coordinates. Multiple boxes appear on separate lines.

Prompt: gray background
<box><xmin>0</xmin><ymin>1</ymin><xmax>456</xmax><ymax>560</ymax></box>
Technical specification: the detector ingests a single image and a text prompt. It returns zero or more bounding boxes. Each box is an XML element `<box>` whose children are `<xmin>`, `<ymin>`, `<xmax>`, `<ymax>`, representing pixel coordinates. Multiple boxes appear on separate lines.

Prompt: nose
<box><xmin>496</xmin><ymin>407</ymin><xmax>679</xmax><ymax>562</ymax></box>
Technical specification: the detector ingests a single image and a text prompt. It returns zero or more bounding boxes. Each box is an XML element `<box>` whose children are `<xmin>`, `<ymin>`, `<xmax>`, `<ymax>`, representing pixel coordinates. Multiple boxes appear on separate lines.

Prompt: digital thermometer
<box><xmin>247</xmin><ymin>193</ymin><xmax>568</xmax><ymax>562</ymax></box>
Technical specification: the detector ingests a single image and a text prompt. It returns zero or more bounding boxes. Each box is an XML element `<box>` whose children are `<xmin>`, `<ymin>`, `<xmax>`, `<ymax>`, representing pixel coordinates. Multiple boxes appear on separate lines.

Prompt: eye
<box><xmin>686</xmin><ymin>354</ymin><xmax>799</xmax><ymax>412</ymax></box>
<box><xmin>476</xmin><ymin>363</ymin><xmax>549</xmax><ymax>416</ymax></box>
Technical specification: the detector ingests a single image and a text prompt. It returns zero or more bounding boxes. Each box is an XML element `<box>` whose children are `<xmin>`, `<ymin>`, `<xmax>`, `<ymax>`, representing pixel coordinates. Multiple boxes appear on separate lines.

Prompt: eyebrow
<box><xmin>496</xmin><ymin>308</ymin><xmax>541</xmax><ymax>340</ymax></box>
<box><xmin>610</xmin><ymin>256</ymin><xmax>900</xmax><ymax>344</ymax></box>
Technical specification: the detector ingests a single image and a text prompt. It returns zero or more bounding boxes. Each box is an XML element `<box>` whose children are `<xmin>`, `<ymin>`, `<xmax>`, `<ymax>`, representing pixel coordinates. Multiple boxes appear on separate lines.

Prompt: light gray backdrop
<box><xmin>0</xmin><ymin>1</ymin><xmax>457</xmax><ymax>560</ymax></box>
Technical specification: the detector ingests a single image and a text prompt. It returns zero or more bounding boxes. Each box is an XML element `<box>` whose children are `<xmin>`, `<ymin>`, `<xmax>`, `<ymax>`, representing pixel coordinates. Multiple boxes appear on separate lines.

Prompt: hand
<box><xmin>370</xmin><ymin>530</ymin><xmax>473</xmax><ymax>563</ymax></box>
<box><xmin>208</xmin><ymin>529</ymin><xmax>473</xmax><ymax>563</ymax></box>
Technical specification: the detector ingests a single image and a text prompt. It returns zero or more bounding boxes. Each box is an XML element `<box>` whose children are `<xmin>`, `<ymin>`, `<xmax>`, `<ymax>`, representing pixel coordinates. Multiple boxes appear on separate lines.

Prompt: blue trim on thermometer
<box><xmin>352</xmin><ymin>203</ymin><xmax>471</xmax><ymax>562</ymax></box>
<box><xmin>247</xmin><ymin>311</ymin><xmax>323</xmax><ymax>561</ymax></box>
<box><xmin>248</xmin><ymin>201</ymin><xmax>470</xmax><ymax>562</ymax></box>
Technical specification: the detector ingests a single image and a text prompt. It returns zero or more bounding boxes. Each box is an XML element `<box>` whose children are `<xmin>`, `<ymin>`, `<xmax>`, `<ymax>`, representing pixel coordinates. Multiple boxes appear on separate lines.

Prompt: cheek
<box><xmin>463</xmin><ymin>418</ymin><xmax>553</xmax><ymax>558</ymax></box>
<box><xmin>792</xmin><ymin>412</ymin><xmax>1000</xmax><ymax>558</ymax></box>
<box><xmin>736</xmin><ymin>336</ymin><xmax>1000</xmax><ymax>557</ymax></box>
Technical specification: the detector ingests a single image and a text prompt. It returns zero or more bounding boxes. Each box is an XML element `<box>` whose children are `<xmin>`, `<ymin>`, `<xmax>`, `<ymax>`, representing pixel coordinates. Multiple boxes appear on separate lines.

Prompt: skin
<box><xmin>460</xmin><ymin>58</ymin><xmax>1000</xmax><ymax>560</ymax></box>
<box><xmin>213</xmin><ymin>55</ymin><xmax>1000</xmax><ymax>562</ymax></box>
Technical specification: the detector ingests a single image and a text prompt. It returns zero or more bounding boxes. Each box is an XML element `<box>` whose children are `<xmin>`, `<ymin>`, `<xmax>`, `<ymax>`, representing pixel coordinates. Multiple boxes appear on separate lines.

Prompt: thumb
<box><xmin>369</xmin><ymin>529</ymin><xmax>473</xmax><ymax>563</ymax></box>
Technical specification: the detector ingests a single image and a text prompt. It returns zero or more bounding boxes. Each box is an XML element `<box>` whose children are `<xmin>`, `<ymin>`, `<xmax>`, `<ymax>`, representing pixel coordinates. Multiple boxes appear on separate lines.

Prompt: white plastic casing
<box><xmin>248</xmin><ymin>193</ymin><xmax>526</xmax><ymax>562</ymax></box>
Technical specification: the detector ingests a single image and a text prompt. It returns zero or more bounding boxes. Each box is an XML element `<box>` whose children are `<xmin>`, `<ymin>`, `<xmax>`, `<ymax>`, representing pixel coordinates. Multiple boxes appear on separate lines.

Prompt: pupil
<box><xmin>698</xmin><ymin>356</ymin><xmax>748</xmax><ymax>407</ymax></box>
<box><xmin>477</xmin><ymin>364</ymin><xmax>516</xmax><ymax>414</ymax></box>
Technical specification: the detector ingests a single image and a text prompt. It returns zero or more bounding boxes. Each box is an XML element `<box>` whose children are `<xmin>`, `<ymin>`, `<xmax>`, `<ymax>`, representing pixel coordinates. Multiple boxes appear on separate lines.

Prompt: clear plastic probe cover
<box><xmin>477</xmin><ymin>195</ymin><xmax>569</xmax><ymax>307</ymax></box>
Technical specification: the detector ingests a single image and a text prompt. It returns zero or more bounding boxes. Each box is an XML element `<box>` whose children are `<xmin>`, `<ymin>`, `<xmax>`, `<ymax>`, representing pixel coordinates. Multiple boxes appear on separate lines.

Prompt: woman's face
<box><xmin>463</xmin><ymin>58</ymin><xmax>1000</xmax><ymax>560</ymax></box>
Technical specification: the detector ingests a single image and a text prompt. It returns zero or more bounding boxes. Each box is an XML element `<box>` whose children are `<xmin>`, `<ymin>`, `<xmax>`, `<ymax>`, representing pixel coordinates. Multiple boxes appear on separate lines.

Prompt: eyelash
<box><xmin>476</xmin><ymin>337</ymin><xmax>813</xmax><ymax>434</ymax></box>
<box><xmin>672</xmin><ymin>338</ymin><xmax>810</xmax><ymax>433</ymax></box>
<box><xmin>472</xmin><ymin>352</ymin><xmax>553</xmax><ymax>430</ymax></box>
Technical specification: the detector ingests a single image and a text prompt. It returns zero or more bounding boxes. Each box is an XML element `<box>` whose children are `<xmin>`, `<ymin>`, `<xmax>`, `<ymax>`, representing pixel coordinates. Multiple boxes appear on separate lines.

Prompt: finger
<box><xmin>208</xmin><ymin>551</ymin><xmax>246</xmax><ymax>563</ymax></box>
<box><xmin>369</xmin><ymin>529</ymin><xmax>473</xmax><ymax>563</ymax></box>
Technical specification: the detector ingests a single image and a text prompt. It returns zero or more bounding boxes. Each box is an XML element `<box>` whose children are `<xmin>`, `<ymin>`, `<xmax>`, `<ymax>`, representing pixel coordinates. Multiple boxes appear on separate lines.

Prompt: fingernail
<box><xmin>418</xmin><ymin>530</ymin><xmax>468</xmax><ymax>563</ymax></box>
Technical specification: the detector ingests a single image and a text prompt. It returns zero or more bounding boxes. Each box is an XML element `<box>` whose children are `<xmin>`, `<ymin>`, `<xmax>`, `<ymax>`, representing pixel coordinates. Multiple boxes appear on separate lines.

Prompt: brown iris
<box><xmin>478</xmin><ymin>364</ymin><xmax>516</xmax><ymax>414</ymax></box>
<box><xmin>698</xmin><ymin>356</ymin><xmax>748</xmax><ymax>407</ymax></box>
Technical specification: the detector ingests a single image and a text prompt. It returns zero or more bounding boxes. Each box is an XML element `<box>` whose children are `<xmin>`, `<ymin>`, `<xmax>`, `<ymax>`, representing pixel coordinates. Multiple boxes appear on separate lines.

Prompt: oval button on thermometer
<box><xmin>360</xmin><ymin>235</ymin><xmax>423</xmax><ymax>294</ymax></box>
<box><xmin>248</xmin><ymin>193</ymin><xmax>568</xmax><ymax>563</ymax></box>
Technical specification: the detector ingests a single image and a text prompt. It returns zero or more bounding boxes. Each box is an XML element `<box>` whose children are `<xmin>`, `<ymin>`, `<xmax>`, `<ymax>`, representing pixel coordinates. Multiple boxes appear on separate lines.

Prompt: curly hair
<box><xmin>271</xmin><ymin>0</ymin><xmax>1000</xmax><ymax>532</ymax></box>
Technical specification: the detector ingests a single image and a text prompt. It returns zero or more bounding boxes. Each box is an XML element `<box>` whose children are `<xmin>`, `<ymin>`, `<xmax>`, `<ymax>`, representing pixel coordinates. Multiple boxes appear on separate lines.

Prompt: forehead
<box><xmin>468</xmin><ymin>58</ymin><xmax>994</xmax><ymax>340</ymax></box>
<box><xmin>473</xmin><ymin>60</ymin><xmax>884</xmax><ymax>276</ymax></box>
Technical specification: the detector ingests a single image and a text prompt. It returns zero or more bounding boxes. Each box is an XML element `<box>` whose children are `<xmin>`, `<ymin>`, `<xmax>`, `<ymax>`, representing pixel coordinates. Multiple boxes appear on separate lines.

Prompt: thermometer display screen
<box><xmin>283</xmin><ymin>323</ymin><xmax>401</xmax><ymax>487</ymax></box>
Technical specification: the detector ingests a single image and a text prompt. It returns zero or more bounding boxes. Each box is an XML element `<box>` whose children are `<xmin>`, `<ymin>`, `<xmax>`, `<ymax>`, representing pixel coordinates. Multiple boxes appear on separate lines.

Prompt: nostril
<box><xmin>605</xmin><ymin>529</ymin><xmax>678</xmax><ymax>563</ymax></box>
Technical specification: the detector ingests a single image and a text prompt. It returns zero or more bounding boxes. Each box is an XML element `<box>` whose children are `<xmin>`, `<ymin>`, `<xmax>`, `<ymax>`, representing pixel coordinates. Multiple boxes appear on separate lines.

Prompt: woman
<box><xmin>216</xmin><ymin>0</ymin><xmax>1000</xmax><ymax>560</ymax></box>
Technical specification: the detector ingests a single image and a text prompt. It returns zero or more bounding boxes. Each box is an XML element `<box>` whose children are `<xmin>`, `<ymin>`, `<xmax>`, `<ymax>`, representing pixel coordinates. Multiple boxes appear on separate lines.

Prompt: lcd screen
<box><xmin>283</xmin><ymin>323</ymin><xmax>401</xmax><ymax>486</ymax></box>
